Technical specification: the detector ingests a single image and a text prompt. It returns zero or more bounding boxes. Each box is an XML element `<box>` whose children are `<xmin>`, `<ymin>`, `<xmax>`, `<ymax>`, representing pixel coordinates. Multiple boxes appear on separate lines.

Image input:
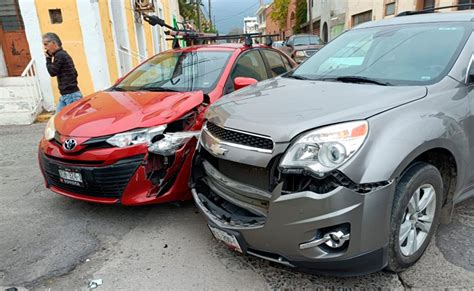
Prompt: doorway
<box><xmin>0</xmin><ymin>0</ymin><xmax>31</xmax><ymax>76</ymax></box>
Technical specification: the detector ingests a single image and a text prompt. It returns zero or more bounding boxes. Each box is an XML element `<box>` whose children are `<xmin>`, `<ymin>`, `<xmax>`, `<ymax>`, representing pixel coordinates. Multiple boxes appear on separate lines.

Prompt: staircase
<box><xmin>0</xmin><ymin>60</ymin><xmax>44</xmax><ymax>125</ymax></box>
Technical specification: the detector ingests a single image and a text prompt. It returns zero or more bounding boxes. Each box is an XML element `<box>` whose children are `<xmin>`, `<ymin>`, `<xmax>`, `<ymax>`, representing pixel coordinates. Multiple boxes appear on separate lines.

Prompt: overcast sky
<box><xmin>202</xmin><ymin>0</ymin><xmax>272</xmax><ymax>34</ymax></box>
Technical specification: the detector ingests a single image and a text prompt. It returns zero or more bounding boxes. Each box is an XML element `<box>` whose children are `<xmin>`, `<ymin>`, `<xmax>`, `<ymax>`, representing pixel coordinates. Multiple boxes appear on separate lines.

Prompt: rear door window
<box><xmin>262</xmin><ymin>49</ymin><xmax>290</xmax><ymax>77</ymax></box>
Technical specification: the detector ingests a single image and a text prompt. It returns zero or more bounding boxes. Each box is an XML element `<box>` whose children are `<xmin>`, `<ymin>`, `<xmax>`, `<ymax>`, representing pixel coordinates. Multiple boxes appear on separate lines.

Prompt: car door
<box><xmin>468</xmin><ymin>54</ymin><xmax>474</xmax><ymax>187</ymax></box>
<box><xmin>223</xmin><ymin>49</ymin><xmax>270</xmax><ymax>95</ymax></box>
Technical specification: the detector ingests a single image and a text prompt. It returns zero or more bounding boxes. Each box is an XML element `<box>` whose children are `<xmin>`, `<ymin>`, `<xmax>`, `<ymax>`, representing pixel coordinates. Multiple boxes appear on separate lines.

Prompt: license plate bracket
<box><xmin>58</xmin><ymin>167</ymin><xmax>84</xmax><ymax>187</ymax></box>
<box><xmin>208</xmin><ymin>225</ymin><xmax>242</xmax><ymax>253</ymax></box>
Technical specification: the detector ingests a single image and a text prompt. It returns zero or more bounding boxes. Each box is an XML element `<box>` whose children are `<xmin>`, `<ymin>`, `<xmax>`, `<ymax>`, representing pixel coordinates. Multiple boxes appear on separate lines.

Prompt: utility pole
<box><xmin>208</xmin><ymin>0</ymin><xmax>212</xmax><ymax>31</ymax></box>
<box><xmin>196</xmin><ymin>0</ymin><xmax>201</xmax><ymax>32</ymax></box>
<box><xmin>308</xmin><ymin>0</ymin><xmax>313</xmax><ymax>34</ymax></box>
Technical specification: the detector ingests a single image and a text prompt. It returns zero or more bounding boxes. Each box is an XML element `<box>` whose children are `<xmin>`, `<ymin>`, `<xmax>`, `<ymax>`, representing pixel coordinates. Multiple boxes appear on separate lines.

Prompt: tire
<box><xmin>386</xmin><ymin>162</ymin><xmax>443</xmax><ymax>272</ymax></box>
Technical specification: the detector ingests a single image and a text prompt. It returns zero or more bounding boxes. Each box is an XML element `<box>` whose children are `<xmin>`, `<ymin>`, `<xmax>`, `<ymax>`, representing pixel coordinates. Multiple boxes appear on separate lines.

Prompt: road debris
<box><xmin>88</xmin><ymin>279</ymin><xmax>103</xmax><ymax>289</ymax></box>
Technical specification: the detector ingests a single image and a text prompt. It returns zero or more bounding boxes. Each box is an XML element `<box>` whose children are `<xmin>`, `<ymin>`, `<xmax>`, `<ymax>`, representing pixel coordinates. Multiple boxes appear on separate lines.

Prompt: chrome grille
<box><xmin>206</xmin><ymin>122</ymin><xmax>273</xmax><ymax>151</ymax></box>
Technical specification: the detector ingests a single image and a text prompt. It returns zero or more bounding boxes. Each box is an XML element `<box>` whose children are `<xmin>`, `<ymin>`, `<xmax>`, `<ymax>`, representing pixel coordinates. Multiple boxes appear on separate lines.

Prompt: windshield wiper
<box><xmin>286</xmin><ymin>74</ymin><xmax>311</xmax><ymax>80</ymax></box>
<box><xmin>327</xmin><ymin>76</ymin><xmax>392</xmax><ymax>86</ymax></box>
<box><xmin>110</xmin><ymin>86</ymin><xmax>127</xmax><ymax>91</ymax></box>
<box><xmin>136</xmin><ymin>86</ymin><xmax>181</xmax><ymax>92</ymax></box>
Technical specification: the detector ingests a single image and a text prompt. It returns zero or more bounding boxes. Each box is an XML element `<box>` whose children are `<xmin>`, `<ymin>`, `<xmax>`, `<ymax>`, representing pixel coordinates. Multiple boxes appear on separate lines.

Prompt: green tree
<box><xmin>271</xmin><ymin>0</ymin><xmax>289</xmax><ymax>29</ymax></box>
<box><xmin>178</xmin><ymin>0</ymin><xmax>197</xmax><ymax>25</ymax></box>
<box><xmin>293</xmin><ymin>0</ymin><xmax>307</xmax><ymax>34</ymax></box>
<box><xmin>178</xmin><ymin>0</ymin><xmax>216</xmax><ymax>32</ymax></box>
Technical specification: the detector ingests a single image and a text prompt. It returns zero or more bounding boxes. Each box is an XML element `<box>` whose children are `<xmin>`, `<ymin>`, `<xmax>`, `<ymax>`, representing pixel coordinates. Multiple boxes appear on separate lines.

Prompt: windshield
<box><xmin>114</xmin><ymin>51</ymin><xmax>232</xmax><ymax>93</ymax></box>
<box><xmin>294</xmin><ymin>36</ymin><xmax>322</xmax><ymax>46</ymax></box>
<box><xmin>289</xmin><ymin>22</ymin><xmax>470</xmax><ymax>86</ymax></box>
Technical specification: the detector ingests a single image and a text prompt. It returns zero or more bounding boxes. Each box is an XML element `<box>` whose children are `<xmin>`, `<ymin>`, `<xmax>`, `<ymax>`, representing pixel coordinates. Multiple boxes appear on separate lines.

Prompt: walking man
<box><xmin>42</xmin><ymin>32</ymin><xmax>82</xmax><ymax>112</ymax></box>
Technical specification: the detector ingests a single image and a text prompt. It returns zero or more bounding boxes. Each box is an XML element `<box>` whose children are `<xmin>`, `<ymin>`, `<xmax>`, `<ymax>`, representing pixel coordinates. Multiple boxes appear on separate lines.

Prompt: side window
<box><xmin>231</xmin><ymin>50</ymin><xmax>268</xmax><ymax>81</ymax></box>
<box><xmin>224</xmin><ymin>50</ymin><xmax>268</xmax><ymax>94</ymax></box>
<box><xmin>262</xmin><ymin>50</ymin><xmax>289</xmax><ymax>77</ymax></box>
<box><xmin>281</xmin><ymin>54</ymin><xmax>293</xmax><ymax>71</ymax></box>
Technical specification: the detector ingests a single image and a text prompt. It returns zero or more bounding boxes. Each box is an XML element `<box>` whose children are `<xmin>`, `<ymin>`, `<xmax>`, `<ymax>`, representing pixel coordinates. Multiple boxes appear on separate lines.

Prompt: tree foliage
<box><xmin>178</xmin><ymin>0</ymin><xmax>216</xmax><ymax>32</ymax></box>
<box><xmin>293</xmin><ymin>0</ymin><xmax>307</xmax><ymax>34</ymax></box>
<box><xmin>270</xmin><ymin>0</ymin><xmax>289</xmax><ymax>28</ymax></box>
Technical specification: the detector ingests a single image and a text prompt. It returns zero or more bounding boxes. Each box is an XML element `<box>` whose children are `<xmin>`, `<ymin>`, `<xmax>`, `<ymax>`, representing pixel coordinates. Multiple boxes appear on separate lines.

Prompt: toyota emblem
<box><xmin>63</xmin><ymin>139</ymin><xmax>77</xmax><ymax>151</ymax></box>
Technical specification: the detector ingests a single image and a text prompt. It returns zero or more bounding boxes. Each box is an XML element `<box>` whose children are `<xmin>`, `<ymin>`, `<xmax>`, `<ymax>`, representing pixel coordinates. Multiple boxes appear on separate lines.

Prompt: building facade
<box><xmin>0</xmin><ymin>0</ymin><xmax>180</xmax><ymax>113</ymax></box>
<box><xmin>301</xmin><ymin>0</ymin><xmax>472</xmax><ymax>42</ymax></box>
<box><xmin>304</xmin><ymin>0</ymin><xmax>346</xmax><ymax>42</ymax></box>
<box><xmin>243</xmin><ymin>16</ymin><xmax>259</xmax><ymax>34</ymax></box>
<box><xmin>345</xmin><ymin>0</ymin><xmax>471</xmax><ymax>28</ymax></box>
<box><xmin>256</xmin><ymin>3</ymin><xmax>270</xmax><ymax>34</ymax></box>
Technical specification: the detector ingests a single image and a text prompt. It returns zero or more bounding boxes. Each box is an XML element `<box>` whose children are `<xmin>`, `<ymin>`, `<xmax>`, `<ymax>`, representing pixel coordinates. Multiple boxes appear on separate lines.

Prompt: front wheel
<box><xmin>386</xmin><ymin>162</ymin><xmax>443</xmax><ymax>272</ymax></box>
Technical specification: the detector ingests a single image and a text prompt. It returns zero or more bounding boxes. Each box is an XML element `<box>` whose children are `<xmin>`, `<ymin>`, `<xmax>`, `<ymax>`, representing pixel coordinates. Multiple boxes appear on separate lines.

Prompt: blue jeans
<box><xmin>56</xmin><ymin>91</ymin><xmax>82</xmax><ymax>112</ymax></box>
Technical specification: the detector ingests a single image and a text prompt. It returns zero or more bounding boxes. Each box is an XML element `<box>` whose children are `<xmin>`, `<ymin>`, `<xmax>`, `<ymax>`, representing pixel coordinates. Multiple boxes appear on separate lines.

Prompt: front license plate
<box><xmin>208</xmin><ymin>225</ymin><xmax>242</xmax><ymax>253</ymax></box>
<box><xmin>58</xmin><ymin>167</ymin><xmax>83</xmax><ymax>187</ymax></box>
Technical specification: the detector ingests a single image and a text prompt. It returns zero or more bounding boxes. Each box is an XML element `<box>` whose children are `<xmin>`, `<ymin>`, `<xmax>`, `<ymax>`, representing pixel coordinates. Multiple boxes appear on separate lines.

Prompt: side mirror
<box><xmin>234</xmin><ymin>77</ymin><xmax>257</xmax><ymax>91</ymax></box>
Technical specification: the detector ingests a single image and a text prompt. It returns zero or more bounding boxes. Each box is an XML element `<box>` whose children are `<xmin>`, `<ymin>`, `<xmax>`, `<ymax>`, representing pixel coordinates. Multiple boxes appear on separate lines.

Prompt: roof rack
<box><xmin>166</xmin><ymin>33</ymin><xmax>279</xmax><ymax>46</ymax></box>
<box><xmin>397</xmin><ymin>3</ymin><xmax>474</xmax><ymax>16</ymax></box>
<box><xmin>142</xmin><ymin>14</ymin><xmax>278</xmax><ymax>48</ymax></box>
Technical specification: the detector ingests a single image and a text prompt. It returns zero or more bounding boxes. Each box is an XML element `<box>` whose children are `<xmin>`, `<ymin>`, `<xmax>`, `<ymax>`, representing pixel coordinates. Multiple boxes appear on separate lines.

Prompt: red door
<box><xmin>0</xmin><ymin>0</ymin><xmax>31</xmax><ymax>76</ymax></box>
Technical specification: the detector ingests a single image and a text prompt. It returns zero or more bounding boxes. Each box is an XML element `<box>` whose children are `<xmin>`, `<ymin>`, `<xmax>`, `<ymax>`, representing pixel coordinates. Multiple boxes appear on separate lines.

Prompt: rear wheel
<box><xmin>386</xmin><ymin>162</ymin><xmax>443</xmax><ymax>272</ymax></box>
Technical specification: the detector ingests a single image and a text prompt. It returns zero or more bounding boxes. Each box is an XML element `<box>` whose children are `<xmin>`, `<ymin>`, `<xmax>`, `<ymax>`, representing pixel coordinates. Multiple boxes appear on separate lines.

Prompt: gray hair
<box><xmin>42</xmin><ymin>32</ymin><xmax>62</xmax><ymax>47</ymax></box>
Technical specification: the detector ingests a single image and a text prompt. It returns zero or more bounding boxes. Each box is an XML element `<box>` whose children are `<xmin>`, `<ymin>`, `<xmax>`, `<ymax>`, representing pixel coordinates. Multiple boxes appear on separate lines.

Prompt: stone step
<box><xmin>0</xmin><ymin>110</ymin><xmax>38</xmax><ymax>125</ymax></box>
<box><xmin>0</xmin><ymin>100</ymin><xmax>34</xmax><ymax>113</ymax></box>
<box><xmin>0</xmin><ymin>76</ymin><xmax>35</xmax><ymax>87</ymax></box>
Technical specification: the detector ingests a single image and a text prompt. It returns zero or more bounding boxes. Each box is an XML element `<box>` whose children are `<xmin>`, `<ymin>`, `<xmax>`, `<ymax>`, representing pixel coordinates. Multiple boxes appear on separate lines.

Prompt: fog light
<box><xmin>299</xmin><ymin>229</ymin><xmax>350</xmax><ymax>250</ymax></box>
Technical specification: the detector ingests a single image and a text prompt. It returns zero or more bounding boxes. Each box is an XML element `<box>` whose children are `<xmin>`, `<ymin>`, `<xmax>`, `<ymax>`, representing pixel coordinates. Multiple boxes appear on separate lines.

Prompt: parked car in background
<box><xmin>272</xmin><ymin>40</ymin><xmax>284</xmax><ymax>49</ymax></box>
<box><xmin>281</xmin><ymin>34</ymin><xmax>325</xmax><ymax>63</ymax></box>
<box><xmin>191</xmin><ymin>11</ymin><xmax>474</xmax><ymax>275</ymax></box>
<box><xmin>38</xmin><ymin>43</ymin><xmax>296</xmax><ymax>206</ymax></box>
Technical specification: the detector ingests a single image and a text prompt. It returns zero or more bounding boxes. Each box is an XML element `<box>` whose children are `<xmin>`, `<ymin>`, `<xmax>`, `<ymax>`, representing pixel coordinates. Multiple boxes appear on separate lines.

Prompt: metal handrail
<box><xmin>119</xmin><ymin>45</ymin><xmax>146</xmax><ymax>62</ymax></box>
<box><xmin>21</xmin><ymin>59</ymin><xmax>35</xmax><ymax>77</ymax></box>
<box><xmin>19</xmin><ymin>59</ymin><xmax>43</xmax><ymax>113</ymax></box>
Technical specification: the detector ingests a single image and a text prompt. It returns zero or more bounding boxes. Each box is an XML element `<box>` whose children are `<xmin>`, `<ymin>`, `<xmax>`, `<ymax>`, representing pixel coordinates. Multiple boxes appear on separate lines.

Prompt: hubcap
<box><xmin>398</xmin><ymin>184</ymin><xmax>436</xmax><ymax>257</ymax></box>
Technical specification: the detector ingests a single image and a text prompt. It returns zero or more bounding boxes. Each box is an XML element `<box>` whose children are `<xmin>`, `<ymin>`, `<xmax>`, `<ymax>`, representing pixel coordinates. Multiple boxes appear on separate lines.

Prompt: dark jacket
<box><xmin>46</xmin><ymin>49</ymin><xmax>80</xmax><ymax>95</ymax></box>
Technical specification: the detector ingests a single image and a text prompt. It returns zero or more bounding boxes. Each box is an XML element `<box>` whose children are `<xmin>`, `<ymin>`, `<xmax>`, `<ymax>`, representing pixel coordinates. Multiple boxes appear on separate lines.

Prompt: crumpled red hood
<box><xmin>55</xmin><ymin>90</ymin><xmax>204</xmax><ymax>137</ymax></box>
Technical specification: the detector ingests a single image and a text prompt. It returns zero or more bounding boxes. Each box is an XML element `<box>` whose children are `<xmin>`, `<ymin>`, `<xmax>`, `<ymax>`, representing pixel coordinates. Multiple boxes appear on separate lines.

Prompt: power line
<box><xmin>214</xmin><ymin>2</ymin><xmax>259</xmax><ymax>24</ymax></box>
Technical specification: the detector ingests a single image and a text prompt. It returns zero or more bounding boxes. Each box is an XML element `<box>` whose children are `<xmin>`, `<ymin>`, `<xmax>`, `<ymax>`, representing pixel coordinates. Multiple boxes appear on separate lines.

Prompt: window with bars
<box><xmin>0</xmin><ymin>0</ymin><xmax>25</xmax><ymax>31</ymax></box>
<box><xmin>458</xmin><ymin>0</ymin><xmax>474</xmax><ymax>10</ymax></box>
<box><xmin>352</xmin><ymin>10</ymin><xmax>372</xmax><ymax>27</ymax></box>
<box><xmin>423</xmin><ymin>0</ymin><xmax>435</xmax><ymax>9</ymax></box>
<box><xmin>385</xmin><ymin>2</ymin><xmax>396</xmax><ymax>16</ymax></box>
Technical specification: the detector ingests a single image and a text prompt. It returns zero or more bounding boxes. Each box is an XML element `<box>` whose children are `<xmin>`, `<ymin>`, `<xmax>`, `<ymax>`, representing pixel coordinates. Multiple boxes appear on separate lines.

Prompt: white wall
<box><xmin>109</xmin><ymin>0</ymin><xmax>133</xmax><ymax>76</ymax></box>
<box><xmin>77</xmin><ymin>0</ymin><xmax>111</xmax><ymax>91</ymax></box>
<box><xmin>0</xmin><ymin>46</ymin><xmax>8</xmax><ymax>77</ymax></box>
<box><xmin>18</xmin><ymin>0</ymin><xmax>55</xmax><ymax>111</ymax></box>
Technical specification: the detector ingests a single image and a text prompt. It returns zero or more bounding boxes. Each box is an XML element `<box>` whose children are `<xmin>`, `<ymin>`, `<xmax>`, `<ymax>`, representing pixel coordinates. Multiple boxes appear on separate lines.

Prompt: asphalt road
<box><xmin>1</xmin><ymin>123</ymin><xmax>473</xmax><ymax>290</ymax></box>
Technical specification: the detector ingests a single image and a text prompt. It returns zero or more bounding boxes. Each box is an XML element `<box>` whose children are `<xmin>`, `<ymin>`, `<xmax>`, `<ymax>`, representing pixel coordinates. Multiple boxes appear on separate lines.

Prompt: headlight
<box><xmin>148</xmin><ymin>131</ymin><xmax>200</xmax><ymax>156</ymax></box>
<box><xmin>280</xmin><ymin>121</ymin><xmax>368</xmax><ymax>175</ymax></box>
<box><xmin>295</xmin><ymin>51</ymin><xmax>306</xmax><ymax>57</ymax></box>
<box><xmin>44</xmin><ymin>115</ymin><xmax>56</xmax><ymax>141</ymax></box>
<box><xmin>106</xmin><ymin>125</ymin><xmax>167</xmax><ymax>148</ymax></box>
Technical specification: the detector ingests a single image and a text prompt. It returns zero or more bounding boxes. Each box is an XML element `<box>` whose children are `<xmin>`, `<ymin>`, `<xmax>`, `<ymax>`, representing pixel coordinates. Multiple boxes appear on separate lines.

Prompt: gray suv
<box><xmin>191</xmin><ymin>11</ymin><xmax>474</xmax><ymax>275</ymax></box>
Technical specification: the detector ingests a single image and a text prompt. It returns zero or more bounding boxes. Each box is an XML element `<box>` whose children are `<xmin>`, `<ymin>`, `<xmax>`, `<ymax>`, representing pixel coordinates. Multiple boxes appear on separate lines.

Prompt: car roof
<box><xmin>167</xmin><ymin>43</ymin><xmax>274</xmax><ymax>53</ymax></box>
<box><xmin>290</xmin><ymin>34</ymin><xmax>319</xmax><ymax>38</ymax></box>
<box><xmin>355</xmin><ymin>11</ymin><xmax>474</xmax><ymax>29</ymax></box>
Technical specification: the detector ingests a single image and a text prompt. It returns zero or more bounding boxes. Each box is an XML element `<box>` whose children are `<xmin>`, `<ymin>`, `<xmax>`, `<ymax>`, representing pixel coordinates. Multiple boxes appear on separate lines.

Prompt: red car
<box><xmin>38</xmin><ymin>43</ymin><xmax>296</xmax><ymax>205</ymax></box>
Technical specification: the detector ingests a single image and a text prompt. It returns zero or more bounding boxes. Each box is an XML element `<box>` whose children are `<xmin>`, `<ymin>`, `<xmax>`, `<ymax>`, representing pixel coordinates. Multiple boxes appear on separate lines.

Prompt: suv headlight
<box><xmin>280</xmin><ymin>121</ymin><xmax>368</xmax><ymax>175</ymax></box>
<box><xmin>106</xmin><ymin>125</ymin><xmax>167</xmax><ymax>148</ymax></box>
<box><xmin>44</xmin><ymin>115</ymin><xmax>56</xmax><ymax>141</ymax></box>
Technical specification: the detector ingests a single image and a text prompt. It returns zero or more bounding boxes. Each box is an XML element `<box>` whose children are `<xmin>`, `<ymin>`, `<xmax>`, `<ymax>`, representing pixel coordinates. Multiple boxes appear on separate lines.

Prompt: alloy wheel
<box><xmin>398</xmin><ymin>184</ymin><xmax>437</xmax><ymax>257</ymax></box>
